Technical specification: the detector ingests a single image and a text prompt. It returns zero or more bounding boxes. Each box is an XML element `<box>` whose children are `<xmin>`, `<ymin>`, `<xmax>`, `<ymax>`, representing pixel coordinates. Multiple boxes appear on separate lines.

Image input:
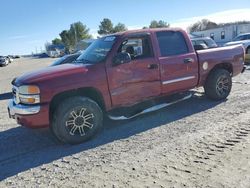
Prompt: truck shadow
<box><xmin>0</xmin><ymin>92</ymin><xmax>12</xmax><ymax>101</ymax></box>
<box><xmin>0</xmin><ymin>93</ymin><xmax>224</xmax><ymax>180</ymax></box>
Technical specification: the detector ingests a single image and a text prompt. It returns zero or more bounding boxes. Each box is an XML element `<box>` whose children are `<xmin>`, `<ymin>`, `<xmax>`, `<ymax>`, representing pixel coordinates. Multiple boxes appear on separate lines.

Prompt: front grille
<box><xmin>12</xmin><ymin>87</ymin><xmax>16</xmax><ymax>96</ymax></box>
<box><xmin>12</xmin><ymin>86</ymin><xmax>19</xmax><ymax>104</ymax></box>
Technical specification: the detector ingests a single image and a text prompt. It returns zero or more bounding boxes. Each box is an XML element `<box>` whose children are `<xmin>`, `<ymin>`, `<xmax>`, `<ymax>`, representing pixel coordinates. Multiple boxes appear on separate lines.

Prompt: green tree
<box><xmin>149</xmin><ymin>20</ymin><xmax>170</xmax><ymax>28</ymax></box>
<box><xmin>98</xmin><ymin>18</ymin><xmax>114</xmax><ymax>35</ymax></box>
<box><xmin>59</xmin><ymin>30</ymin><xmax>73</xmax><ymax>51</ymax></box>
<box><xmin>59</xmin><ymin>22</ymin><xmax>91</xmax><ymax>51</ymax></box>
<box><xmin>112</xmin><ymin>23</ymin><xmax>127</xmax><ymax>33</ymax></box>
<box><xmin>52</xmin><ymin>38</ymin><xmax>63</xmax><ymax>45</ymax></box>
<box><xmin>69</xmin><ymin>22</ymin><xmax>92</xmax><ymax>44</ymax></box>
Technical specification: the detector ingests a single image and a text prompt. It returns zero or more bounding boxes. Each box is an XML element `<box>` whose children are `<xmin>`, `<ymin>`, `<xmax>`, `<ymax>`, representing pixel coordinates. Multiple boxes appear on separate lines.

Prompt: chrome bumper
<box><xmin>8</xmin><ymin>99</ymin><xmax>40</xmax><ymax>118</ymax></box>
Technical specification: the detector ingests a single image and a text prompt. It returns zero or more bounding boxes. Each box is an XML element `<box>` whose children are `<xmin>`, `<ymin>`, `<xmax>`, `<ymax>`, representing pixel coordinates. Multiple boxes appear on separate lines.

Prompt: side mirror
<box><xmin>112</xmin><ymin>52</ymin><xmax>131</xmax><ymax>66</ymax></box>
<box><xmin>194</xmin><ymin>44</ymin><xmax>208</xmax><ymax>51</ymax></box>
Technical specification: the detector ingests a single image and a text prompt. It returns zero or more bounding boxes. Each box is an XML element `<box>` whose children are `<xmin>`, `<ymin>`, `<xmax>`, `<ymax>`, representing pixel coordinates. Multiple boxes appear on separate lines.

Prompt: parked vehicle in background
<box><xmin>9</xmin><ymin>55</ymin><xmax>20</xmax><ymax>59</ymax></box>
<box><xmin>14</xmin><ymin>55</ymin><xmax>21</xmax><ymax>58</ymax></box>
<box><xmin>46</xmin><ymin>44</ymin><xmax>65</xmax><ymax>58</ymax></box>
<box><xmin>6</xmin><ymin>56</ymin><xmax>13</xmax><ymax>63</ymax></box>
<box><xmin>232</xmin><ymin>33</ymin><xmax>250</xmax><ymax>41</ymax></box>
<box><xmin>8</xmin><ymin>28</ymin><xmax>245</xmax><ymax>144</ymax></box>
<box><xmin>50</xmin><ymin>53</ymin><xmax>81</xmax><ymax>66</ymax></box>
<box><xmin>225</xmin><ymin>33</ymin><xmax>250</xmax><ymax>64</ymax></box>
<box><xmin>0</xmin><ymin>56</ymin><xmax>9</xmax><ymax>66</ymax></box>
<box><xmin>47</xmin><ymin>49</ymin><xmax>62</xmax><ymax>58</ymax></box>
<box><xmin>191</xmin><ymin>37</ymin><xmax>218</xmax><ymax>50</ymax></box>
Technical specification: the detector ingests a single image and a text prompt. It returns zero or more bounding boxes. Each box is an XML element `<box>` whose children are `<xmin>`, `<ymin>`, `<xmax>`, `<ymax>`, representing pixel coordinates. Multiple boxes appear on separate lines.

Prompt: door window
<box><xmin>156</xmin><ymin>31</ymin><xmax>189</xmax><ymax>56</ymax></box>
<box><xmin>118</xmin><ymin>36</ymin><xmax>153</xmax><ymax>60</ymax></box>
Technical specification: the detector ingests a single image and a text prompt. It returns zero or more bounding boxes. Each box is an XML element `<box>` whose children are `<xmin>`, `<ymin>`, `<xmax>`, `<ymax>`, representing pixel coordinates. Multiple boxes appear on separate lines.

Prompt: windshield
<box><xmin>233</xmin><ymin>34</ymin><xmax>250</xmax><ymax>41</ymax></box>
<box><xmin>204</xmin><ymin>39</ymin><xmax>217</xmax><ymax>47</ymax></box>
<box><xmin>76</xmin><ymin>36</ymin><xmax>117</xmax><ymax>64</ymax></box>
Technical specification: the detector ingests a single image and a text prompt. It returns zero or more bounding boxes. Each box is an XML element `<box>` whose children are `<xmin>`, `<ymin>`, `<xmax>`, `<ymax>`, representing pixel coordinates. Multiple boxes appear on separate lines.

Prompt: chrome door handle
<box><xmin>148</xmin><ymin>64</ymin><xmax>158</xmax><ymax>69</ymax></box>
<box><xmin>183</xmin><ymin>58</ymin><xmax>194</xmax><ymax>64</ymax></box>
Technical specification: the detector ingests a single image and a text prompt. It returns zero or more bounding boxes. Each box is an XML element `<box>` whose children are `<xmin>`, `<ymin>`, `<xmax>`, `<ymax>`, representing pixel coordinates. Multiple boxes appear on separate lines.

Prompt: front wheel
<box><xmin>51</xmin><ymin>96</ymin><xmax>103</xmax><ymax>144</ymax></box>
<box><xmin>204</xmin><ymin>69</ymin><xmax>232</xmax><ymax>100</ymax></box>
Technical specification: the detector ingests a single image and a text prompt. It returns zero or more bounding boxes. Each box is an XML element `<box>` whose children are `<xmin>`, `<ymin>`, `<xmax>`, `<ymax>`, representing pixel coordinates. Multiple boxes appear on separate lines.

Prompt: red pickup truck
<box><xmin>8</xmin><ymin>28</ymin><xmax>245</xmax><ymax>144</ymax></box>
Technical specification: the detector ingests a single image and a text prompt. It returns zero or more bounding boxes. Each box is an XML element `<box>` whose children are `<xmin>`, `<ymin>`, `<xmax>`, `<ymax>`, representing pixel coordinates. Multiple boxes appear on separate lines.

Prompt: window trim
<box><xmin>210</xmin><ymin>33</ymin><xmax>214</xmax><ymax>40</ymax></box>
<box><xmin>221</xmin><ymin>31</ymin><xmax>225</xmax><ymax>40</ymax></box>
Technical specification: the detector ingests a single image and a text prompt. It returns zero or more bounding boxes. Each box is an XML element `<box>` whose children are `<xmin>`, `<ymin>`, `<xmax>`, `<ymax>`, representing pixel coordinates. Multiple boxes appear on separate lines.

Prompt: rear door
<box><xmin>106</xmin><ymin>33</ymin><xmax>161</xmax><ymax>107</ymax></box>
<box><xmin>155</xmin><ymin>31</ymin><xmax>199</xmax><ymax>94</ymax></box>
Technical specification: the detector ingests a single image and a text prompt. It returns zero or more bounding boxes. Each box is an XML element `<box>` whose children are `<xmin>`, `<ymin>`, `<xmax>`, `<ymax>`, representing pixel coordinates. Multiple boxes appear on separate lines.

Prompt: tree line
<box><xmin>49</xmin><ymin>18</ymin><xmax>250</xmax><ymax>51</ymax></box>
<box><xmin>49</xmin><ymin>18</ymin><xmax>170</xmax><ymax>51</ymax></box>
<box><xmin>188</xmin><ymin>19</ymin><xmax>250</xmax><ymax>33</ymax></box>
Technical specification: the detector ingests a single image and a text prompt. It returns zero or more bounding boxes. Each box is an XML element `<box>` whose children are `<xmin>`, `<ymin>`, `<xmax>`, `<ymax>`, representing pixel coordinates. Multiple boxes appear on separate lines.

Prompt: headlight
<box><xmin>16</xmin><ymin>85</ymin><xmax>40</xmax><ymax>104</ymax></box>
<box><xmin>19</xmin><ymin>85</ymin><xmax>40</xmax><ymax>94</ymax></box>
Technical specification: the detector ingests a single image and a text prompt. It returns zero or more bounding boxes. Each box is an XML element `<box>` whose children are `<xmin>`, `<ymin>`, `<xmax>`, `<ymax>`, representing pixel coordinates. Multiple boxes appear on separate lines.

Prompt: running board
<box><xmin>108</xmin><ymin>93</ymin><xmax>192</xmax><ymax>120</ymax></box>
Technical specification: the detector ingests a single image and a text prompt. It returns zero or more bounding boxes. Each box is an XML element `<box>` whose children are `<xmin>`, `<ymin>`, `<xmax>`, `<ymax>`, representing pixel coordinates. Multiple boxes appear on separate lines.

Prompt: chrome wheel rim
<box><xmin>65</xmin><ymin>108</ymin><xmax>94</xmax><ymax>136</ymax></box>
<box><xmin>216</xmin><ymin>76</ymin><xmax>230</xmax><ymax>97</ymax></box>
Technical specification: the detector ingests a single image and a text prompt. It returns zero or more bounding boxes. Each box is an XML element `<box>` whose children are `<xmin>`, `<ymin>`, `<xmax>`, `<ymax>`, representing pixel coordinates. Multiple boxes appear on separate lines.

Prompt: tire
<box><xmin>51</xmin><ymin>96</ymin><xmax>103</xmax><ymax>144</ymax></box>
<box><xmin>204</xmin><ymin>69</ymin><xmax>232</xmax><ymax>100</ymax></box>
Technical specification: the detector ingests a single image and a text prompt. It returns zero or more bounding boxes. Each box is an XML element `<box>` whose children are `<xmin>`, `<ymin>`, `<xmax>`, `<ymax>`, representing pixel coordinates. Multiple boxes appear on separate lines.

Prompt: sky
<box><xmin>0</xmin><ymin>0</ymin><xmax>250</xmax><ymax>55</ymax></box>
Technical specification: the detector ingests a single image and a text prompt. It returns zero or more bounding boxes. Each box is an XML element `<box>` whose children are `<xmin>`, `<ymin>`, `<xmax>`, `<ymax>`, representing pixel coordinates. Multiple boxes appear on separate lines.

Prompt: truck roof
<box><xmin>108</xmin><ymin>27</ymin><xmax>185</xmax><ymax>37</ymax></box>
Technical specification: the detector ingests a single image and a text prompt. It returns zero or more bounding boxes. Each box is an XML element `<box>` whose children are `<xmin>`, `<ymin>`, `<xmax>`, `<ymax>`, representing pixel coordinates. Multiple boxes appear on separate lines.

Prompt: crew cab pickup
<box><xmin>8</xmin><ymin>28</ymin><xmax>245</xmax><ymax>144</ymax></box>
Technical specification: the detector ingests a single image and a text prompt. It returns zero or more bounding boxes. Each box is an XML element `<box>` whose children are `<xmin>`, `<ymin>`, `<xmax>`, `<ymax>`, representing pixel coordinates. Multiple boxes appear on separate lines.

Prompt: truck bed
<box><xmin>196</xmin><ymin>44</ymin><xmax>245</xmax><ymax>86</ymax></box>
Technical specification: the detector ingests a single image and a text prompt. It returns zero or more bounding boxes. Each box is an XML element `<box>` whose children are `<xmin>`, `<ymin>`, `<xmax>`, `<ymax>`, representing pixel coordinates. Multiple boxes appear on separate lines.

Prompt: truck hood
<box><xmin>225</xmin><ymin>40</ymin><xmax>250</xmax><ymax>47</ymax></box>
<box><xmin>14</xmin><ymin>63</ymin><xmax>89</xmax><ymax>86</ymax></box>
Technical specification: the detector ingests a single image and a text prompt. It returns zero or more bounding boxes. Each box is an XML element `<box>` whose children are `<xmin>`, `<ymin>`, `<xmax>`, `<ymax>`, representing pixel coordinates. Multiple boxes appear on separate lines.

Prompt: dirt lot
<box><xmin>0</xmin><ymin>58</ymin><xmax>250</xmax><ymax>187</ymax></box>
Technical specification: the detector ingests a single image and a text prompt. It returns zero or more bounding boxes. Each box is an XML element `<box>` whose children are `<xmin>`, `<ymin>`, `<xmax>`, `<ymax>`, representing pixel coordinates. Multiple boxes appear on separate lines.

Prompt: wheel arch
<box><xmin>209</xmin><ymin>62</ymin><xmax>233</xmax><ymax>76</ymax></box>
<box><xmin>49</xmin><ymin>87</ymin><xmax>106</xmax><ymax>122</ymax></box>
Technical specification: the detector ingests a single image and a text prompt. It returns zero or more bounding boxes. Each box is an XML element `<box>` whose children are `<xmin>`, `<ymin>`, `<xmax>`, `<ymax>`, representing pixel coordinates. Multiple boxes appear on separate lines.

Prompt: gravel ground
<box><xmin>0</xmin><ymin>58</ymin><xmax>250</xmax><ymax>187</ymax></box>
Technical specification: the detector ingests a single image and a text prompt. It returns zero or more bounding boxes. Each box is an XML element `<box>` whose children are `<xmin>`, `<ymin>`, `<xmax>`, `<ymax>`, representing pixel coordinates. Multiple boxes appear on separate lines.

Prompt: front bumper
<box><xmin>8</xmin><ymin>100</ymin><xmax>40</xmax><ymax>117</ymax></box>
<box><xmin>8</xmin><ymin>99</ymin><xmax>50</xmax><ymax>128</ymax></box>
<box><xmin>0</xmin><ymin>61</ymin><xmax>7</xmax><ymax>66</ymax></box>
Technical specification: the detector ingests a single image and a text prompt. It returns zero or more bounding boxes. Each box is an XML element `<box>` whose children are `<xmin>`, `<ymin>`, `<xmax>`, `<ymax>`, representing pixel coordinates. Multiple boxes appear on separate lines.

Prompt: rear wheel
<box><xmin>204</xmin><ymin>69</ymin><xmax>232</xmax><ymax>100</ymax></box>
<box><xmin>51</xmin><ymin>96</ymin><xmax>103</xmax><ymax>144</ymax></box>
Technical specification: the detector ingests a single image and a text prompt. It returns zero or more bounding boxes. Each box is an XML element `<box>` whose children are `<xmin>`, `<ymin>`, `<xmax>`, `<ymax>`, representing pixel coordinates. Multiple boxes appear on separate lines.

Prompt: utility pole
<box><xmin>74</xmin><ymin>24</ymin><xmax>77</xmax><ymax>46</ymax></box>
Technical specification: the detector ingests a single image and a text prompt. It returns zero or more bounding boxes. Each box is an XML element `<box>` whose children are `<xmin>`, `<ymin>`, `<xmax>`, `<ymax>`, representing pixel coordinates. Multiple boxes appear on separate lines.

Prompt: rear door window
<box><xmin>156</xmin><ymin>31</ymin><xmax>189</xmax><ymax>57</ymax></box>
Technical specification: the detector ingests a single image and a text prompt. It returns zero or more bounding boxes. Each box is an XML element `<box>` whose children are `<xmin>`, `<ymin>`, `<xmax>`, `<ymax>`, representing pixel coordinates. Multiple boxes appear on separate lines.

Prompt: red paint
<box><xmin>11</xmin><ymin>28</ymin><xmax>245</xmax><ymax>128</ymax></box>
<box><xmin>16</xmin><ymin>104</ymin><xmax>50</xmax><ymax>128</ymax></box>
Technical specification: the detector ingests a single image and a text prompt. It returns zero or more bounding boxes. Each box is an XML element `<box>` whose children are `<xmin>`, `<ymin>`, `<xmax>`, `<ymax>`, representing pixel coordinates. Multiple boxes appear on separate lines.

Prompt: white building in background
<box><xmin>191</xmin><ymin>23</ymin><xmax>250</xmax><ymax>46</ymax></box>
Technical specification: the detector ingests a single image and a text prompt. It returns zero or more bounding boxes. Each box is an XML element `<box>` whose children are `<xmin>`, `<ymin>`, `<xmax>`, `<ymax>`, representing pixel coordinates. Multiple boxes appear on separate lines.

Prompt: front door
<box><xmin>106</xmin><ymin>34</ymin><xmax>161</xmax><ymax>107</ymax></box>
